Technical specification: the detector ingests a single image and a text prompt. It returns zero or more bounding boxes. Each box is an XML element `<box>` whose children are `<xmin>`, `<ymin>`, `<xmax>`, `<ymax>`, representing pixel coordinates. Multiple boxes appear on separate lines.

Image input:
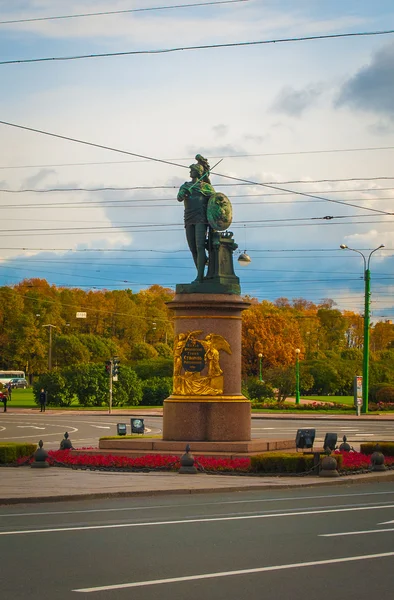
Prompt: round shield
<box><xmin>207</xmin><ymin>192</ymin><xmax>233</xmax><ymax>231</ymax></box>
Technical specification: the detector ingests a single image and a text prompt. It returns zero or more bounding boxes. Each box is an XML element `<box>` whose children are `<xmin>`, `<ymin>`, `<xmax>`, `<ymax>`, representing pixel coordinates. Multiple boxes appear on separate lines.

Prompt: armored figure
<box><xmin>177</xmin><ymin>155</ymin><xmax>215</xmax><ymax>283</ymax></box>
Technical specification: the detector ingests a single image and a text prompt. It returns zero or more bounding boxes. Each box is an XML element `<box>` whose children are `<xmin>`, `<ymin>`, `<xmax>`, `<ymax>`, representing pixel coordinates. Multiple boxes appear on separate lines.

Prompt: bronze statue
<box><xmin>177</xmin><ymin>155</ymin><xmax>215</xmax><ymax>283</ymax></box>
<box><xmin>176</xmin><ymin>153</ymin><xmax>240</xmax><ymax>294</ymax></box>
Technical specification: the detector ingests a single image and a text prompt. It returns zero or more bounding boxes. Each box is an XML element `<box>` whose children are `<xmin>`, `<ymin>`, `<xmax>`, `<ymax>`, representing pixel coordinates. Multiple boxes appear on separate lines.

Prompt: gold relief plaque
<box><xmin>173</xmin><ymin>331</ymin><xmax>232</xmax><ymax>395</ymax></box>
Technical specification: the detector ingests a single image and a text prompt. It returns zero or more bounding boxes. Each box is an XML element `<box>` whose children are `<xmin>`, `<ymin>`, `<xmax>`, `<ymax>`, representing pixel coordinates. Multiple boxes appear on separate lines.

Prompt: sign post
<box><xmin>354</xmin><ymin>375</ymin><xmax>363</xmax><ymax>417</ymax></box>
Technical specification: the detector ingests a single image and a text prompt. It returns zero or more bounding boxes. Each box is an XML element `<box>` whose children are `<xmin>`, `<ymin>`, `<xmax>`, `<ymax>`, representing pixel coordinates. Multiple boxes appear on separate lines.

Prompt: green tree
<box><xmin>54</xmin><ymin>335</ymin><xmax>91</xmax><ymax>367</ymax></box>
<box><xmin>130</xmin><ymin>342</ymin><xmax>158</xmax><ymax>361</ymax></box>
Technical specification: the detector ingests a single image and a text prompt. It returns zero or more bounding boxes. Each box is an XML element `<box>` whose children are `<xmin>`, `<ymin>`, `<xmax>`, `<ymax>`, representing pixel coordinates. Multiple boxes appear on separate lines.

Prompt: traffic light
<box><xmin>105</xmin><ymin>360</ymin><xmax>111</xmax><ymax>375</ymax></box>
<box><xmin>113</xmin><ymin>357</ymin><xmax>120</xmax><ymax>381</ymax></box>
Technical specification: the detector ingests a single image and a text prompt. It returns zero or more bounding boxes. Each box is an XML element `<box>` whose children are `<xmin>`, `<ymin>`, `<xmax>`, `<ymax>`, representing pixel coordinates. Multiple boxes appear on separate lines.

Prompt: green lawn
<box><xmin>8</xmin><ymin>389</ymin><xmax>158</xmax><ymax>411</ymax></box>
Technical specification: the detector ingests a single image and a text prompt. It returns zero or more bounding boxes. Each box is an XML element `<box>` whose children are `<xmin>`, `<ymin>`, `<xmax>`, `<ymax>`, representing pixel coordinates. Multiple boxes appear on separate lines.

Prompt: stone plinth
<box><xmin>163</xmin><ymin>293</ymin><xmax>250</xmax><ymax>442</ymax></box>
<box><xmin>90</xmin><ymin>437</ymin><xmax>296</xmax><ymax>459</ymax></box>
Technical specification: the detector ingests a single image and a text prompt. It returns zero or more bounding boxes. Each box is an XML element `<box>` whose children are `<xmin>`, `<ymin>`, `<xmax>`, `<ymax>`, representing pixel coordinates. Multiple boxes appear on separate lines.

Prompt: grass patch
<box><xmin>8</xmin><ymin>388</ymin><xmax>36</xmax><ymax>407</ymax></box>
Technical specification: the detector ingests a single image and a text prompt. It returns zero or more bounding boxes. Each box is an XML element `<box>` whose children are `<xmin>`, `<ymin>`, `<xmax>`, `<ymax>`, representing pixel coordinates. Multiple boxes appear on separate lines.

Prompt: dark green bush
<box><xmin>141</xmin><ymin>377</ymin><xmax>172</xmax><ymax>405</ymax></box>
<box><xmin>369</xmin><ymin>384</ymin><xmax>394</xmax><ymax>403</ymax></box>
<box><xmin>247</xmin><ymin>379</ymin><xmax>276</xmax><ymax>402</ymax></box>
<box><xmin>250</xmin><ymin>452</ymin><xmax>315</xmax><ymax>473</ymax></box>
<box><xmin>133</xmin><ymin>358</ymin><xmax>173</xmax><ymax>380</ymax></box>
<box><xmin>250</xmin><ymin>452</ymin><xmax>343</xmax><ymax>473</ymax></box>
<box><xmin>360</xmin><ymin>442</ymin><xmax>394</xmax><ymax>456</ymax></box>
<box><xmin>0</xmin><ymin>442</ymin><xmax>37</xmax><ymax>463</ymax></box>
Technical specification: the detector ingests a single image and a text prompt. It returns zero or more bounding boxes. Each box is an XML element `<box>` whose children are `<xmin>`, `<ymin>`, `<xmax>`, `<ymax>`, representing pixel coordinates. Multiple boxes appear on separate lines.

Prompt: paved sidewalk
<box><xmin>1</xmin><ymin>466</ymin><xmax>394</xmax><ymax>505</ymax></box>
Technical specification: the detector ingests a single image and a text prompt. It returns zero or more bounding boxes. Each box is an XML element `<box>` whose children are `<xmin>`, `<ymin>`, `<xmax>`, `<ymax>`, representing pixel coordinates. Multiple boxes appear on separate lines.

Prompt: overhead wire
<box><xmin>0</xmin><ymin>120</ymin><xmax>391</xmax><ymax>216</ymax></box>
<box><xmin>2</xmin><ymin>155</ymin><xmax>394</xmax><ymax>170</ymax></box>
<box><xmin>0</xmin><ymin>1</ymin><xmax>250</xmax><ymax>25</ymax></box>
<box><xmin>1</xmin><ymin>29</ymin><xmax>394</xmax><ymax>65</ymax></box>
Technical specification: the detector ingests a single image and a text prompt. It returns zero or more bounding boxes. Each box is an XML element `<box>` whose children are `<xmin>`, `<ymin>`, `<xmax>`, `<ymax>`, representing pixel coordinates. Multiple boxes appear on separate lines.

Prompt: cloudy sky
<box><xmin>0</xmin><ymin>0</ymin><xmax>394</xmax><ymax>319</ymax></box>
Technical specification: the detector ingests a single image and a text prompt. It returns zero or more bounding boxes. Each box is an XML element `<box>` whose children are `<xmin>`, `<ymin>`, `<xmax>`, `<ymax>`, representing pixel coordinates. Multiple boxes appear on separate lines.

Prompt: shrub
<box><xmin>369</xmin><ymin>384</ymin><xmax>394</xmax><ymax>402</ymax></box>
<box><xmin>130</xmin><ymin>342</ymin><xmax>158</xmax><ymax>361</ymax></box>
<box><xmin>33</xmin><ymin>371</ymin><xmax>73</xmax><ymax>407</ymax></box>
<box><xmin>141</xmin><ymin>377</ymin><xmax>172</xmax><ymax>405</ymax></box>
<box><xmin>133</xmin><ymin>358</ymin><xmax>173</xmax><ymax>380</ymax></box>
<box><xmin>247</xmin><ymin>379</ymin><xmax>276</xmax><ymax>402</ymax></box>
<box><xmin>0</xmin><ymin>442</ymin><xmax>37</xmax><ymax>464</ymax></box>
<box><xmin>154</xmin><ymin>343</ymin><xmax>173</xmax><ymax>358</ymax></box>
<box><xmin>360</xmin><ymin>442</ymin><xmax>394</xmax><ymax>456</ymax></box>
<box><xmin>250</xmin><ymin>452</ymin><xmax>315</xmax><ymax>473</ymax></box>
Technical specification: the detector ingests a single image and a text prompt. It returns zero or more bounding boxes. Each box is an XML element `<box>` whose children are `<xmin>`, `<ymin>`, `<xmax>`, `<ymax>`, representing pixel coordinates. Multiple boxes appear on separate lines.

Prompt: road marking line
<box><xmin>90</xmin><ymin>426</ymin><xmax>111</xmax><ymax>429</ymax></box>
<box><xmin>2</xmin><ymin>491</ymin><xmax>393</xmax><ymax>519</ymax></box>
<box><xmin>321</xmin><ymin>527</ymin><xmax>394</xmax><ymax>537</ymax></box>
<box><xmin>2</xmin><ymin>504</ymin><xmax>394</xmax><ymax>536</ymax></box>
<box><xmin>380</xmin><ymin>520</ymin><xmax>394</xmax><ymax>524</ymax></box>
<box><xmin>73</xmin><ymin>552</ymin><xmax>394</xmax><ymax>593</ymax></box>
<box><xmin>16</xmin><ymin>426</ymin><xmax>46</xmax><ymax>430</ymax></box>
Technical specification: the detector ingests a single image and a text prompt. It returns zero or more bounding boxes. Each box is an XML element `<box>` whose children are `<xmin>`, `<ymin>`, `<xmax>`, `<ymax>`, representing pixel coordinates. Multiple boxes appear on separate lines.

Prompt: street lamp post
<box><xmin>295</xmin><ymin>348</ymin><xmax>301</xmax><ymax>405</ymax></box>
<box><xmin>340</xmin><ymin>244</ymin><xmax>385</xmax><ymax>414</ymax></box>
<box><xmin>43</xmin><ymin>324</ymin><xmax>57</xmax><ymax>371</ymax></box>
<box><xmin>258</xmin><ymin>353</ymin><xmax>263</xmax><ymax>382</ymax></box>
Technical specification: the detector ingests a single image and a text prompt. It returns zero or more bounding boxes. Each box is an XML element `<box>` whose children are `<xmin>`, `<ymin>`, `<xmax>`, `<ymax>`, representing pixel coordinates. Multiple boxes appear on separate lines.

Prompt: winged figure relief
<box><xmin>201</xmin><ymin>333</ymin><xmax>232</xmax><ymax>378</ymax></box>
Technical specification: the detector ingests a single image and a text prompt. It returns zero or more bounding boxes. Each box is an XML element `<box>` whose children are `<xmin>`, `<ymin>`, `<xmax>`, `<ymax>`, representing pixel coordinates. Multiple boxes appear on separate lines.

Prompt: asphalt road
<box><xmin>0</xmin><ymin>414</ymin><xmax>393</xmax><ymax>449</ymax></box>
<box><xmin>1</xmin><ymin>483</ymin><xmax>394</xmax><ymax>599</ymax></box>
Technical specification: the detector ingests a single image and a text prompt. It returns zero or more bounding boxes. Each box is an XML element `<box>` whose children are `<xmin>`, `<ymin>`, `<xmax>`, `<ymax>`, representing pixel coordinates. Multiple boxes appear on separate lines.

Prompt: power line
<box><xmin>2</xmin><ymin>154</ymin><xmax>394</xmax><ymax>169</ymax></box>
<box><xmin>0</xmin><ymin>120</ymin><xmax>390</xmax><ymax>216</ymax></box>
<box><xmin>1</xmin><ymin>194</ymin><xmax>393</xmax><ymax>212</ymax></box>
<box><xmin>0</xmin><ymin>212</ymin><xmax>390</xmax><ymax>233</ymax></box>
<box><xmin>0</xmin><ymin>218</ymin><xmax>392</xmax><ymax>237</ymax></box>
<box><xmin>0</xmin><ymin>246</ymin><xmax>391</xmax><ymax>253</ymax></box>
<box><xmin>1</xmin><ymin>29</ymin><xmax>394</xmax><ymax>65</ymax></box>
<box><xmin>0</xmin><ymin>1</ymin><xmax>249</xmax><ymax>25</ymax></box>
<box><xmin>2</xmin><ymin>183</ymin><xmax>394</xmax><ymax>194</ymax></box>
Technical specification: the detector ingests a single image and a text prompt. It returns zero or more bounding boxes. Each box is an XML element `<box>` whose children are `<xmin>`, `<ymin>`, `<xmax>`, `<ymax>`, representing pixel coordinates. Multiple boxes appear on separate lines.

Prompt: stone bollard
<box><xmin>179</xmin><ymin>444</ymin><xmax>198</xmax><ymax>474</ymax></box>
<box><xmin>319</xmin><ymin>451</ymin><xmax>339</xmax><ymax>477</ymax></box>
<box><xmin>370</xmin><ymin>444</ymin><xmax>387</xmax><ymax>471</ymax></box>
<box><xmin>339</xmin><ymin>435</ymin><xmax>351</xmax><ymax>452</ymax></box>
<box><xmin>60</xmin><ymin>431</ymin><xmax>73</xmax><ymax>450</ymax></box>
<box><xmin>31</xmin><ymin>440</ymin><xmax>50</xmax><ymax>468</ymax></box>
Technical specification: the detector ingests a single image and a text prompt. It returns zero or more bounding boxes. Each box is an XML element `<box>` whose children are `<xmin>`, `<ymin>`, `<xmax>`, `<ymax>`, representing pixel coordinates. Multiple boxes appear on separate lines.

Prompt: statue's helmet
<box><xmin>189</xmin><ymin>163</ymin><xmax>204</xmax><ymax>177</ymax></box>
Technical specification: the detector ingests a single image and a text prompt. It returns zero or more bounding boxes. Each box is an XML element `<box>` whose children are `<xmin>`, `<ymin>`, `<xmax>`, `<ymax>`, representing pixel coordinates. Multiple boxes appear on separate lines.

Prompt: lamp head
<box><xmin>340</xmin><ymin>244</ymin><xmax>348</xmax><ymax>249</ymax></box>
<box><xmin>258</xmin><ymin>353</ymin><xmax>263</xmax><ymax>358</ymax></box>
<box><xmin>295</xmin><ymin>348</ymin><xmax>301</xmax><ymax>354</ymax></box>
<box><xmin>238</xmin><ymin>252</ymin><xmax>251</xmax><ymax>265</ymax></box>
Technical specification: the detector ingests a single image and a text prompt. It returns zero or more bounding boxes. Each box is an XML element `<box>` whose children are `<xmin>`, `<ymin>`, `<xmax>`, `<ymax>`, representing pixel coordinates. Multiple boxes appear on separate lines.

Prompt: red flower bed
<box><xmin>15</xmin><ymin>449</ymin><xmax>394</xmax><ymax>473</ymax></box>
<box><xmin>336</xmin><ymin>450</ymin><xmax>394</xmax><ymax>471</ymax></box>
<box><xmin>42</xmin><ymin>450</ymin><xmax>252</xmax><ymax>472</ymax></box>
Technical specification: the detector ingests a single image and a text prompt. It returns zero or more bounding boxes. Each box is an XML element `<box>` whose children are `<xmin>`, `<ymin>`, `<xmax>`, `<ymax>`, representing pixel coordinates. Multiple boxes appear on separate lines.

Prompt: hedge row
<box><xmin>250</xmin><ymin>452</ymin><xmax>343</xmax><ymax>473</ymax></box>
<box><xmin>360</xmin><ymin>442</ymin><xmax>394</xmax><ymax>456</ymax></box>
<box><xmin>0</xmin><ymin>442</ymin><xmax>37</xmax><ymax>464</ymax></box>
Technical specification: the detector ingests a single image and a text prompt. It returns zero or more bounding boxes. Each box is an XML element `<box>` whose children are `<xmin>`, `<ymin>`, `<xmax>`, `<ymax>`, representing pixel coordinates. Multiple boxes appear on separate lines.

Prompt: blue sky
<box><xmin>0</xmin><ymin>0</ymin><xmax>394</xmax><ymax>319</ymax></box>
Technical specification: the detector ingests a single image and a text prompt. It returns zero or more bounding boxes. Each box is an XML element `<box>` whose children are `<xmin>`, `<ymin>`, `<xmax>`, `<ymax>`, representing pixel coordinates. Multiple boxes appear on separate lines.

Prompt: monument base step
<box><xmin>70</xmin><ymin>437</ymin><xmax>297</xmax><ymax>459</ymax></box>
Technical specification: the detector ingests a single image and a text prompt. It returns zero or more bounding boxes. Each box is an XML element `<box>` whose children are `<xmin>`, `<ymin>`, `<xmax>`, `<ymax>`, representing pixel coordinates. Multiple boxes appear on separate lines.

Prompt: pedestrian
<box><xmin>7</xmin><ymin>382</ymin><xmax>12</xmax><ymax>401</ymax></box>
<box><xmin>2</xmin><ymin>387</ymin><xmax>9</xmax><ymax>412</ymax></box>
<box><xmin>39</xmin><ymin>388</ymin><xmax>47</xmax><ymax>412</ymax></box>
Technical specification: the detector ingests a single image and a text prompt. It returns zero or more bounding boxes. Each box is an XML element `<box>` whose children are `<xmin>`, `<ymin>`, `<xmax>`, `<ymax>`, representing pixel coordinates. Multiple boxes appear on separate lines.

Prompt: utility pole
<box><xmin>43</xmin><ymin>324</ymin><xmax>57</xmax><ymax>370</ymax></box>
<box><xmin>295</xmin><ymin>348</ymin><xmax>301</xmax><ymax>405</ymax></box>
<box><xmin>340</xmin><ymin>244</ymin><xmax>384</xmax><ymax>414</ymax></box>
<box><xmin>106</xmin><ymin>359</ymin><xmax>113</xmax><ymax>414</ymax></box>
